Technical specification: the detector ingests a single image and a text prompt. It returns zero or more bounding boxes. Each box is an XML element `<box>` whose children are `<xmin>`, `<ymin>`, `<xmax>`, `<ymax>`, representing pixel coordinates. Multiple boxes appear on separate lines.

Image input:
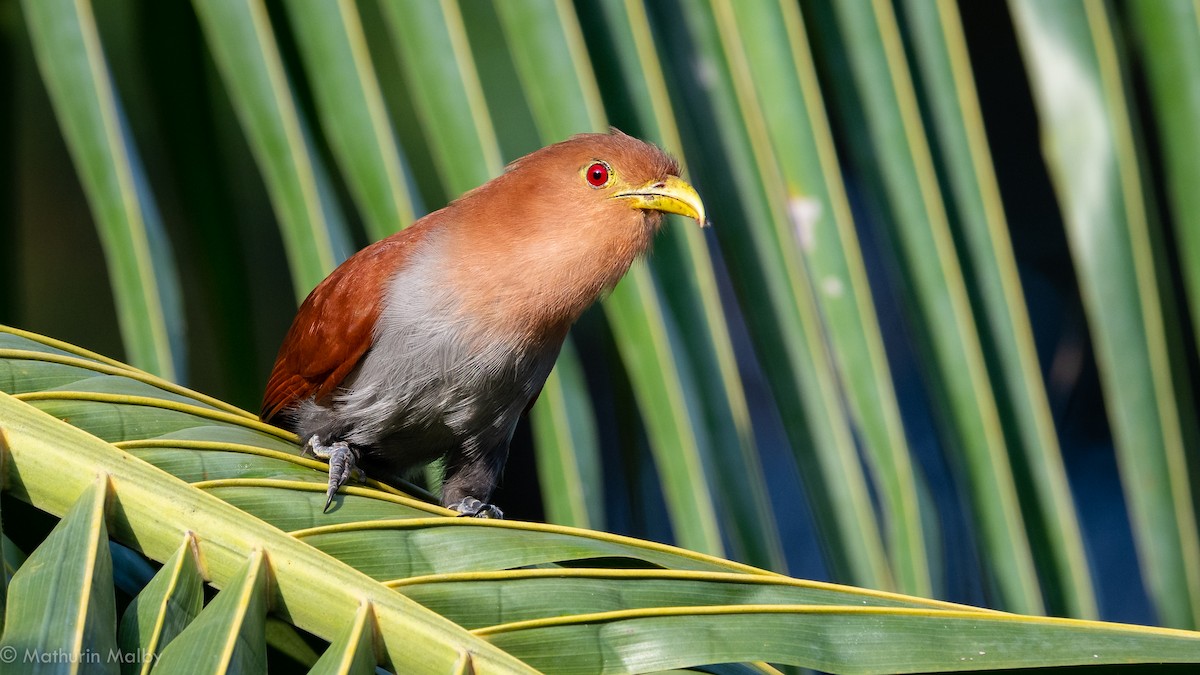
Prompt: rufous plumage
<box><xmin>262</xmin><ymin>130</ymin><xmax>706</xmax><ymax>516</ymax></box>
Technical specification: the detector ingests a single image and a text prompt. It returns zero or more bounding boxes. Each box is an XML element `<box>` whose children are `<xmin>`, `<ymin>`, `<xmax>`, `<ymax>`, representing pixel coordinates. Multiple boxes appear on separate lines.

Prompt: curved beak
<box><xmin>611</xmin><ymin>175</ymin><xmax>708</xmax><ymax>227</ymax></box>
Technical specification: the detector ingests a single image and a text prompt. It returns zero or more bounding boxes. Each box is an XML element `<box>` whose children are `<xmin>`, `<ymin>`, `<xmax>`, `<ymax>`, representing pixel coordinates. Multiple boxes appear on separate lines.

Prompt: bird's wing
<box><xmin>261</xmin><ymin>228</ymin><xmax>425</xmax><ymax>423</ymax></box>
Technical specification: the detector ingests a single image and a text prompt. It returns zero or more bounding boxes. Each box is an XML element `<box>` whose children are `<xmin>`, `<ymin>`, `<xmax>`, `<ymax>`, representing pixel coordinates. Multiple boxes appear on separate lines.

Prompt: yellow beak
<box><xmin>612</xmin><ymin>175</ymin><xmax>708</xmax><ymax>227</ymax></box>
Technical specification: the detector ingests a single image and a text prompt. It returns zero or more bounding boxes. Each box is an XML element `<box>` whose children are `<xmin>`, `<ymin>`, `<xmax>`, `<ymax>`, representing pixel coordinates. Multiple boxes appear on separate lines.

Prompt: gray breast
<box><xmin>289</xmin><ymin>252</ymin><xmax>557</xmax><ymax>468</ymax></box>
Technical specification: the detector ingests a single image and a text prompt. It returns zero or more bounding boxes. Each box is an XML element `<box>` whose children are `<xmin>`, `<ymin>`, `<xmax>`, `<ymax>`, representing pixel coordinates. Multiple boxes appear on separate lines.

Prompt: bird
<box><xmin>261</xmin><ymin>129</ymin><xmax>706</xmax><ymax>517</ymax></box>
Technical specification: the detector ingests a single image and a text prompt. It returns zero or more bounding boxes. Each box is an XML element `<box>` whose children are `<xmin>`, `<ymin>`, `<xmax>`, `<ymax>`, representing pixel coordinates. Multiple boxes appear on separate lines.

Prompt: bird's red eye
<box><xmin>585</xmin><ymin>161</ymin><xmax>610</xmax><ymax>187</ymax></box>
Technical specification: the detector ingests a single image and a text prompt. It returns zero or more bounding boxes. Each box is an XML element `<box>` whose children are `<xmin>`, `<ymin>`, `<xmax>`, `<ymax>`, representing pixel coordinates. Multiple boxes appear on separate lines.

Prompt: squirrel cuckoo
<box><xmin>262</xmin><ymin>130</ymin><xmax>706</xmax><ymax>517</ymax></box>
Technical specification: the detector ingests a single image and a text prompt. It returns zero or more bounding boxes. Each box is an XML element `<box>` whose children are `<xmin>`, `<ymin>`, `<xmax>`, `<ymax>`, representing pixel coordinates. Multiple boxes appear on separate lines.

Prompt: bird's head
<box><xmin>441</xmin><ymin>130</ymin><xmax>707</xmax><ymax>341</ymax></box>
<box><xmin>575</xmin><ymin>132</ymin><xmax>707</xmax><ymax>228</ymax></box>
<box><xmin>496</xmin><ymin>129</ymin><xmax>706</xmax><ymax>232</ymax></box>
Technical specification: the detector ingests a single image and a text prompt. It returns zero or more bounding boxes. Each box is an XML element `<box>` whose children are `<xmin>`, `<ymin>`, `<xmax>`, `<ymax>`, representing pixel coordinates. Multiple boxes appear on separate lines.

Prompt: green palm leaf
<box><xmin>152</xmin><ymin>552</ymin><xmax>270</xmax><ymax>672</ymax></box>
<box><xmin>493</xmin><ymin>0</ymin><xmax>726</xmax><ymax>558</ymax></box>
<box><xmin>826</xmin><ymin>0</ymin><xmax>1040</xmax><ymax>613</ymax></box>
<box><xmin>191</xmin><ymin>0</ymin><xmax>351</xmax><ymax>297</ymax></box>
<box><xmin>1011</xmin><ymin>0</ymin><xmax>1200</xmax><ymax>628</ymax></box>
<box><xmin>0</xmin><ymin>421</ymin><xmax>529</xmax><ymax>671</ymax></box>
<box><xmin>708</xmin><ymin>0</ymin><xmax>927</xmax><ymax>593</ymax></box>
<box><xmin>1127</xmin><ymin>0</ymin><xmax>1200</xmax><ymax>355</ymax></box>
<box><xmin>590</xmin><ymin>0</ymin><xmax>786</xmax><ymax>571</ymax></box>
<box><xmin>661</xmin><ymin>0</ymin><xmax>891</xmax><ymax>588</ymax></box>
<box><xmin>898</xmin><ymin>0</ymin><xmax>1094</xmax><ymax>618</ymax></box>
<box><xmin>283</xmin><ymin>0</ymin><xmax>419</xmax><ymax>240</ymax></box>
<box><xmin>117</xmin><ymin>536</ymin><xmax>205</xmax><ymax>673</ymax></box>
<box><xmin>2</xmin><ymin>327</ymin><xmax>1199</xmax><ymax>673</ymax></box>
<box><xmin>21</xmin><ymin>0</ymin><xmax>183</xmax><ymax>380</ymax></box>
<box><xmin>1</xmin><ymin>478</ymin><xmax>118</xmax><ymax>672</ymax></box>
<box><xmin>13</xmin><ymin>0</ymin><xmax>1200</xmax><ymax>670</ymax></box>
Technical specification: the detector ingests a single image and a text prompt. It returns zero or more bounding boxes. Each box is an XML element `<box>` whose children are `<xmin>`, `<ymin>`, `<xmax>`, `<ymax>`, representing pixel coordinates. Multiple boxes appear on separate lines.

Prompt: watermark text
<box><xmin>0</xmin><ymin>645</ymin><xmax>159</xmax><ymax>665</ymax></box>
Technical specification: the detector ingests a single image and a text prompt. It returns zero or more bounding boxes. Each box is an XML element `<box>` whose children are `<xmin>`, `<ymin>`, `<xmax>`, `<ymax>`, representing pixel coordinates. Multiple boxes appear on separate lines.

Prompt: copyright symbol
<box><xmin>1</xmin><ymin>645</ymin><xmax>16</xmax><ymax>663</ymax></box>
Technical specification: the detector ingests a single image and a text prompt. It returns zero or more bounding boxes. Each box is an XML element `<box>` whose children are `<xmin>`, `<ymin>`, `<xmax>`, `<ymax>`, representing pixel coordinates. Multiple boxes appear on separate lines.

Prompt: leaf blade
<box><xmin>712</xmin><ymin>0</ymin><xmax>928</xmax><ymax>591</ymax></box>
<box><xmin>1126</xmin><ymin>2</ymin><xmax>1200</xmax><ymax>365</ymax></box>
<box><xmin>21</xmin><ymin>0</ymin><xmax>182</xmax><ymax>379</ymax></box>
<box><xmin>0</xmin><ymin>393</ymin><xmax>537</xmax><ymax>673</ymax></box>
<box><xmin>117</xmin><ymin>536</ymin><xmax>204</xmax><ymax>675</ymax></box>
<box><xmin>283</xmin><ymin>0</ymin><xmax>419</xmax><ymax>241</ymax></box>
<box><xmin>152</xmin><ymin>551</ymin><xmax>269</xmax><ymax>673</ymax></box>
<box><xmin>0</xmin><ymin>477</ymin><xmax>117</xmax><ymax>674</ymax></box>
<box><xmin>827</xmin><ymin>0</ymin><xmax>1042</xmax><ymax>610</ymax></box>
<box><xmin>590</xmin><ymin>0</ymin><xmax>786</xmax><ymax>571</ymax></box>
<box><xmin>655</xmin><ymin>0</ymin><xmax>892</xmax><ymax>586</ymax></box>
<box><xmin>898</xmin><ymin>0</ymin><xmax>1094</xmax><ymax>617</ymax></box>
<box><xmin>1010</xmin><ymin>0</ymin><xmax>1200</xmax><ymax>628</ymax></box>
<box><xmin>191</xmin><ymin>0</ymin><xmax>349</xmax><ymax>298</ymax></box>
<box><xmin>480</xmin><ymin>606</ymin><xmax>1200</xmax><ymax>674</ymax></box>
<box><xmin>494</xmin><ymin>0</ymin><xmax>725</xmax><ymax>556</ymax></box>
<box><xmin>306</xmin><ymin>602</ymin><xmax>376</xmax><ymax>675</ymax></box>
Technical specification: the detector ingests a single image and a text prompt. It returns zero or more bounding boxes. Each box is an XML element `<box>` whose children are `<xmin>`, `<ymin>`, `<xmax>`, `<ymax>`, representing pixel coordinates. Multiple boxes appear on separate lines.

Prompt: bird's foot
<box><xmin>450</xmin><ymin>497</ymin><xmax>503</xmax><ymax>519</ymax></box>
<box><xmin>303</xmin><ymin>435</ymin><xmax>364</xmax><ymax>512</ymax></box>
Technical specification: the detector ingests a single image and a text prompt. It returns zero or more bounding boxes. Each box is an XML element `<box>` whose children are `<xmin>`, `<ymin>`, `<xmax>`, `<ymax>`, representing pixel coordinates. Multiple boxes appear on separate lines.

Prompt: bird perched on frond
<box><xmin>261</xmin><ymin>130</ymin><xmax>706</xmax><ymax>517</ymax></box>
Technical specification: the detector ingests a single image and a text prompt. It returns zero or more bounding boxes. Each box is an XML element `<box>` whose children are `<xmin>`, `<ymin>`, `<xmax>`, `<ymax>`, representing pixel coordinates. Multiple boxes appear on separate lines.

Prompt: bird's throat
<box><xmin>447</xmin><ymin>214</ymin><xmax>654</xmax><ymax>346</ymax></box>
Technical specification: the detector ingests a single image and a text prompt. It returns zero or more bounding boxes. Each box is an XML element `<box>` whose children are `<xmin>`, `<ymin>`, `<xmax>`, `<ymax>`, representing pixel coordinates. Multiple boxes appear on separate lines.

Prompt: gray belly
<box><xmin>288</xmin><ymin>251</ymin><xmax>561</xmax><ymax>473</ymax></box>
<box><xmin>289</xmin><ymin>322</ymin><xmax>556</xmax><ymax>473</ymax></box>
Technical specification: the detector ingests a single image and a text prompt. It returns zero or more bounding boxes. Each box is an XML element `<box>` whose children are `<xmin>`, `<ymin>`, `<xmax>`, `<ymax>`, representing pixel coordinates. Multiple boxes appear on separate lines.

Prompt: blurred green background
<box><xmin>3</xmin><ymin>0</ymin><xmax>1199</xmax><ymax>633</ymax></box>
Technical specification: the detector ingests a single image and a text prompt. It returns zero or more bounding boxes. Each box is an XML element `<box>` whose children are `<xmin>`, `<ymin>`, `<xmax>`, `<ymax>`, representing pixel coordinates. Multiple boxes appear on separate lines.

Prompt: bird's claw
<box><xmin>450</xmin><ymin>497</ymin><xmax>503</xmax><ymax>519</ymax></box>
<box><xmin>304</xmin><ymin>435</ymin><xmax>363</xmax><ymax>512</ymax></box>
